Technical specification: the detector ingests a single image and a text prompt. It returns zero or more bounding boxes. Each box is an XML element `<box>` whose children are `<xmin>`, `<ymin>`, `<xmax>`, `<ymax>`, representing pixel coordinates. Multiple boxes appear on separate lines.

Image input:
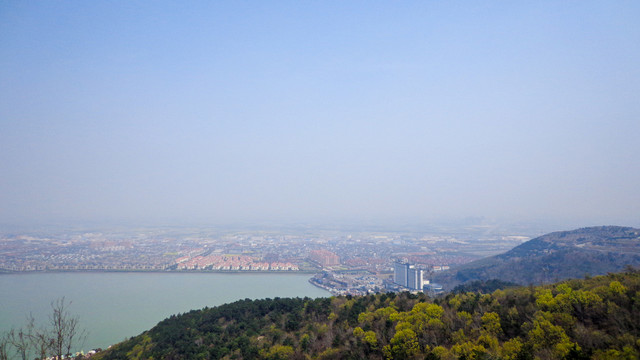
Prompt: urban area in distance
<box><xmin>0</xmin><ymin>224</ymin><xmax>532</xmax><ymax>295</ymax></box>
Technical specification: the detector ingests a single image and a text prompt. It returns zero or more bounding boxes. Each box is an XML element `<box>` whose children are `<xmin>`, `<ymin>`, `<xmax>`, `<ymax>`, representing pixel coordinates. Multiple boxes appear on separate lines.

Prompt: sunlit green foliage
<box><xmin>93</xmin><ymin>270</ymin><xmax>640</xmax><ymax>360</ymax></box>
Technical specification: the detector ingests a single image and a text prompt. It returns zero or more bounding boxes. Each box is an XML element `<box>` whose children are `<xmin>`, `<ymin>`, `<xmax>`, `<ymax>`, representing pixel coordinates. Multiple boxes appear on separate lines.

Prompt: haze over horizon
<box><xmin>1</xmin><ymin>2</ymin><xmax>639</xmax><ymax>230</ymax></box>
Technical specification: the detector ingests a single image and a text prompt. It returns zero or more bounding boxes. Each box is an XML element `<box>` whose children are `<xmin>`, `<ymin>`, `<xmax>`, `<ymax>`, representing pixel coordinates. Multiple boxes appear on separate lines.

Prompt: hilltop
<box><xmin>92</xmin><ymin>269</ymin><xmax>640</xmax><ymax>359</ymax></box>
<box><xmin>434</xmin><ymin>226</ymin><xmax>640</xmax><ymax>289</ymax></box>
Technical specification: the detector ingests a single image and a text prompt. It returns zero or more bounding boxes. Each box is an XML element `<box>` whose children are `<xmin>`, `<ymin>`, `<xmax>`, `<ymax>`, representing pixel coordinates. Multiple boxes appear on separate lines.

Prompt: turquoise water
<box><xmin>0</xmin><ymin>272</ymin><xmax>328</xmax><ymax>351</ymax></box>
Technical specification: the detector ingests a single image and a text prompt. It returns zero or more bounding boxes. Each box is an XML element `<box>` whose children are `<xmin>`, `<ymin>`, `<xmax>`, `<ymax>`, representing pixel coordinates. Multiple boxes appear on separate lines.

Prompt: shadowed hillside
<box><xmin>434</xmin><ymin>226</ymin><xmax>640</xmax><ymax>289</ymax></box>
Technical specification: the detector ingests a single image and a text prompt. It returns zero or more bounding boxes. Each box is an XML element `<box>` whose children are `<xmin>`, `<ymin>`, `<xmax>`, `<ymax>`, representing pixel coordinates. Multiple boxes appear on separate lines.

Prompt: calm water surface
<box><xmin>0</xmin><ymin>272</ymin><xmax>328</xmax><ymax>351</ymax></box>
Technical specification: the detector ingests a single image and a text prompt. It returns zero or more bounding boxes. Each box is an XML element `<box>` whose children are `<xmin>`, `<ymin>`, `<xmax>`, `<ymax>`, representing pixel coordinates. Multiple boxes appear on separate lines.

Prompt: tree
<box><xmin>262</xmin><ymin>345</ymin><xmax>294</xmax><ymax>360</ymax></box>
<box><xmin>6</xmin><ymin>326</ymin><xmax>31</xmax><ymax>360</ymax></box>
<box><xmin>0</xmin><ymin>332</ymin><xmax>10</xmax><ymax>360</ymax></box>
<box><xmin>385</xmin><ymin>328</ymin><xmax>421</xmax><ymax>359</ymax></box>
<box><xmin>49</xmin><ymin>297</ymin><xmax>86</xmax><ymax>359</ymax></box>
<box><xmin>481</xmin><ymin>312</ymin><xmax>502</xmax><ymax>336</ymax></box>
<box><xmin>0</xmin><ymin>298</ymin><xmax>86</xmax><ymax>360</ymax></box>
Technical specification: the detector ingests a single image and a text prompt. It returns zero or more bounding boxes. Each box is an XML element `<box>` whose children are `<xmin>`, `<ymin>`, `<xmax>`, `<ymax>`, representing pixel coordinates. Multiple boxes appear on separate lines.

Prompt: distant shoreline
<box><xmin>0</xmin><ymin>269</ymin><xmax>319</xmax><ymax>275</ymax></box>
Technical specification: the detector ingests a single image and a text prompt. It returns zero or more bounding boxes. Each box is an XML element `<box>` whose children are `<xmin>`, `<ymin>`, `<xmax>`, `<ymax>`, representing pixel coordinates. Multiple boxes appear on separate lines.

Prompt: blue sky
<box><xmin>1</xmin><ymin>1</ymin><xmax>639</xmax><ymax>228</ymax></box>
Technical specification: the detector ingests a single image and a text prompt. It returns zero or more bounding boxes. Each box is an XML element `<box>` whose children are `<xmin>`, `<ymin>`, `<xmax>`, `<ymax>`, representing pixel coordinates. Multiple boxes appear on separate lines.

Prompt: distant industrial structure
<box><xmin>393</xmin><ymin>261</ymin><xmax>424</xmax><ymax>291</ymax></box>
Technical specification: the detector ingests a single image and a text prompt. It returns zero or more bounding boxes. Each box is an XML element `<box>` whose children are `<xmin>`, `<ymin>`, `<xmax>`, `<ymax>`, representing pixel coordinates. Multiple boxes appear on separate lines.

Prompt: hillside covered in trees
<box><xmin>94</xmin><ymin>269</ymin><xmax>640</xmax><ymax>360</ymax></box>
<box><xmin>434</xmin><ymin>226</ymin><xmax>640</xmax><ymax>289</ymax></box>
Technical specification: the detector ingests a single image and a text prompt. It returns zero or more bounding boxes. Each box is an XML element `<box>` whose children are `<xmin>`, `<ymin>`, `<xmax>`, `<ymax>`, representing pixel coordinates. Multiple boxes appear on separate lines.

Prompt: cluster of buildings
<box><xmin>310</xmin><ymin>271</ymin><xmax>384</xmax><ymax>295</ymax></box>
<box><xmin>174</xmin><ymin>255</ymin><xmax>298</xmax><ymax>271</ymax></box>
<box><xmin>431</xmin><ymin>265</ymin><xmax>451</xmax><ymax>271</ymax></box>
<box><xmin>1</xmin><ymin>226</ymin><xmax>528</xmax><ymax>297</ymax></box>
<box><xmin>393</xmin><ymin>261</ymin><xmax>425</xmax><ymax>291</ymax></box>
<box><xmin>308</xmin><ymin>249</ymin><xmax>340</xmax><ymax>267</ymax></box>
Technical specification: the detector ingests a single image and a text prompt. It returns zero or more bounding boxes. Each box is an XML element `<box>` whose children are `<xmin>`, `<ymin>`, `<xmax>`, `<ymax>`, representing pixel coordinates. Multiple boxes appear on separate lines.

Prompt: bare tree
<box><xmin>0</xmin><ymin>332</ymin><xmax>10</xmax><ymax>360</ymax></box>
<box><xmin>49</xmin><ymin>297</ymin><xmax>86</xmax><ymax>359</ymax></box>
<box><xmin>27</xmin><ymin>314</ymin><xmax>53</xmax><ymax>360</ymax></box>
<box><xmin>6</xmin><ymin>325</ymin><xmax>32</xmax><ymax>360</ymax></box>
<box><xmin>0</xmin><ymin>297</ymin><xmax>86</xmax><ymax>360</ymax></box>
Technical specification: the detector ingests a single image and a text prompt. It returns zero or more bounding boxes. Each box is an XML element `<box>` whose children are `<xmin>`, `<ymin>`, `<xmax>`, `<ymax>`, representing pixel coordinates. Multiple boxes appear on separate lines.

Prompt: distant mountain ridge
<box><xmin>435</xmin><ymin>226</ymin><xmax>640</xmax><ymax>288</ymax></box>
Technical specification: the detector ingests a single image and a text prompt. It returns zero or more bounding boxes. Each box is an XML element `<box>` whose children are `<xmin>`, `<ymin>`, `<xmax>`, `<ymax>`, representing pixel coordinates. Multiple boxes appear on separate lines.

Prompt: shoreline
<box><xmin>308</xmin><ymin>277</ymin><xmax>338</xmax><ymax>294</ymax></box>
<box><xmin>1</xmin><ymin>272</ymin><xmax>331</xmax><ymax>353</ymax></box>
<box><xmin>0</xmin><ymin>269</ymin><xmax>320</xmax><ymax>275</ymax></box>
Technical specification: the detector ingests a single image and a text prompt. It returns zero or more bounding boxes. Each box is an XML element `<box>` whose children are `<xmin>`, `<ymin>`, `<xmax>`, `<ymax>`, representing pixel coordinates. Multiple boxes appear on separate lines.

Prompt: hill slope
<box><xmin>435</xmin><ymin>226</ymin><xmax>640</xmax><ymax>288</ymax></box>
<box><xmin>93</xmin><ymin>269</ymin><xmax>640</xmax><ymax>360</ymax></box>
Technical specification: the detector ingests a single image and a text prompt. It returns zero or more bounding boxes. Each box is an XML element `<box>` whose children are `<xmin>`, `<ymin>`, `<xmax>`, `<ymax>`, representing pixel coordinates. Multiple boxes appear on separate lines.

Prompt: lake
<box><xmin>0</xmin><ymin>272</ymin><xmax>329</xmax><ymax>351</ymax></box>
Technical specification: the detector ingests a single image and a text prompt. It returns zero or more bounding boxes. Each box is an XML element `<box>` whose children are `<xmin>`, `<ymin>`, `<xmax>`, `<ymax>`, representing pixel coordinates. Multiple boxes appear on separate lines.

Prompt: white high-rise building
<box><xmin>407</xmin><ymin>267</ymin><xmax>424</xmax><ymax>290</ymax></box>
<box><xmin>393</xmin><ymin>262</ymin><xmax>408</xmax><ymax>287</ymax></box>
<box><xmin>394</xmin><ymin>262</ymin><xmax>424</xmax><ymax>290</ymax></box>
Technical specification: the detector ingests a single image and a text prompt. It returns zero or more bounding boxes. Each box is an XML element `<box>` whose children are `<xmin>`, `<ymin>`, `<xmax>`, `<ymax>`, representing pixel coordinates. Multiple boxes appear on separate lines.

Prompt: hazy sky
<box><xmin>1</xmin><ymin>1</ymin><xmax>639</xmax><ymax>228</ymax></box>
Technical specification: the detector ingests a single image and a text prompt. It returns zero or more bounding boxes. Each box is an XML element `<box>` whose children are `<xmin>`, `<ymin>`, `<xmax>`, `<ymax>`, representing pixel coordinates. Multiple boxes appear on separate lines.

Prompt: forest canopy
<box><xmin>92</xmin><ymin>269</ymin><xmax>640</xmax><ymax>360</ymax></box>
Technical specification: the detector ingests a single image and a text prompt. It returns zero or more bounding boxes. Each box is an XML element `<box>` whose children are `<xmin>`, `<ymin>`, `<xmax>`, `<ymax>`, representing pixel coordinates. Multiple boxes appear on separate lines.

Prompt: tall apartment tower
<box><xmin>393</xmin><ymin>262</ymin><xmax>408</xmax><ymax>287</ymax></box>
<box><xmin>407</xmin><ymin>267</ymin><xmax>424</xmax><ymax>290</ymax></box>
<box><xmin>394</xmin><ymin>262</ymin><xmax>424</xmax><ymax>291</ymax></box>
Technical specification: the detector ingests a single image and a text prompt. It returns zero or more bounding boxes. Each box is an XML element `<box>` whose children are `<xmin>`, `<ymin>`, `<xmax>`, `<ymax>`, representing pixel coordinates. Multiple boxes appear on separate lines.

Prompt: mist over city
<box><xmin>2</xmin><ymin>2</ymin><xmax>639</xmax><ymax>230</ymax></box>
<box><xmin>2</xmin><ymin>2</ymin><xmax>640</xmax><ymax>359</ymax></box>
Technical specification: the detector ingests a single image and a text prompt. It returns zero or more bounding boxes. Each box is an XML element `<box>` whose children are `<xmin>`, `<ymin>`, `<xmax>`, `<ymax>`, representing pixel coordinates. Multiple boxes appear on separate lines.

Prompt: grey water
<box><xmin>0</xmin><ymin>272</ymin><xmax>328</xmax><ymax>351</ymax></box>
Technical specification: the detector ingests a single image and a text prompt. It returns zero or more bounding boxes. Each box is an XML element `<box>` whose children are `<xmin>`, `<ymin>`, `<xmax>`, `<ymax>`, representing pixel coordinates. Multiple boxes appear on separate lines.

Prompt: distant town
<box><xmin>0</xmin><ymin>225</ymin><xmax>533</xmax><ymax>295</ymax></box>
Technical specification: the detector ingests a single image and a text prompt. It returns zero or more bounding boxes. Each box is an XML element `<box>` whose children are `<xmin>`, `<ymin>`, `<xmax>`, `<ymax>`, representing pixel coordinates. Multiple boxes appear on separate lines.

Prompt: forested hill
<box><xmin>94</xmin><ymin>269</ymin><xmax>640</xmax><ymax>360</ymax></box>
<box><xmin>435</xmin><ymin>226</ymin><xmax>640</xmax><ymax>288</ymax></box>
